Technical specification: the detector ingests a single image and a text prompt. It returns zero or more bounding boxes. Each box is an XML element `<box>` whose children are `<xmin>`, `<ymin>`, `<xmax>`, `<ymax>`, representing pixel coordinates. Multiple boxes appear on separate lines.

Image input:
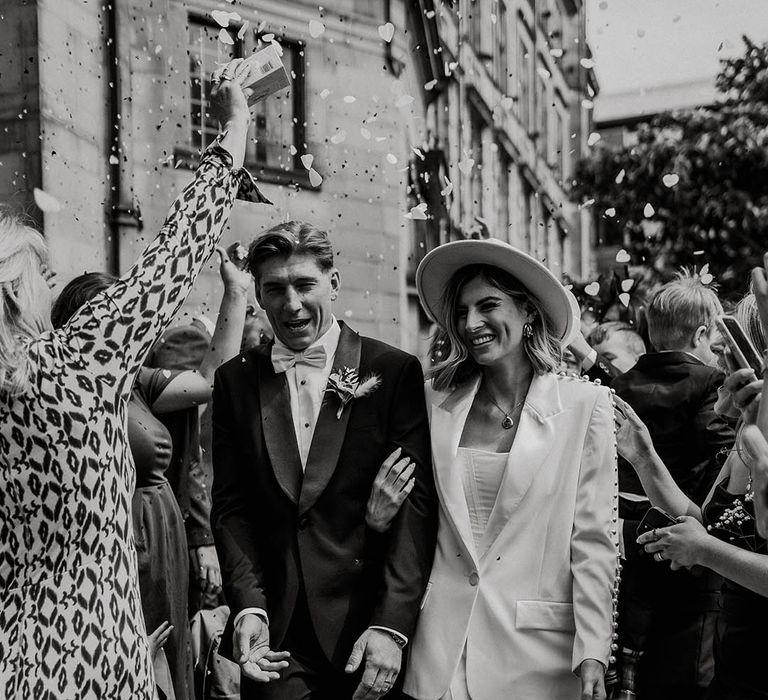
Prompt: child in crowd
<box><xmin>611</xmin><ymin>272</ymin><xmax>735</xmax><ymax>700</ymax></box>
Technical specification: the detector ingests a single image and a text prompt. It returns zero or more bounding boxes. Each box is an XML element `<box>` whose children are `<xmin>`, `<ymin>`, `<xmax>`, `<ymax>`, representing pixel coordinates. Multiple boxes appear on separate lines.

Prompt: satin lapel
<box><xmin>481</xmin><ymin>373</ymin><xmax>562</xmax><ymax>556</ymax></box>
<box><xmin>298</xmin><ymin>324</ymin><xmax>362</xmax><ymax>515</ymax></box>
<box><xmin>256</xmin><ymin>352</ymin><xmax>302</xmax><ymax>504</ymax></box>
<box><xmin>430</xmin><ymin>378</ymin><xmax>481</xmax><ymax>566</ymax></box>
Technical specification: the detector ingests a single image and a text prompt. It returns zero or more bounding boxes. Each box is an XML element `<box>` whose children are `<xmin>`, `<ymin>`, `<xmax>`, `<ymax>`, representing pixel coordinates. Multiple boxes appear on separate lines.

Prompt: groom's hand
<box><xmin>233</xmin><ymin>613</ymin><xmax>290</xmax><ymax>682</ymax></box>
<box><xmin>345</xmin><ymin>628</ymin><xmax>401</xmax><ymax>698</ymax></box>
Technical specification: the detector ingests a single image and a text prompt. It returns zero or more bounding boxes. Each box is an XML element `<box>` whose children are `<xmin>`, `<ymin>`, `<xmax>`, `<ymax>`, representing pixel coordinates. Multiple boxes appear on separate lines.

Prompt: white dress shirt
<box><xmin>275</xmin><ymin>319</ymin><xmax>341</xmax><ymax>469</ymax></box>
<box><xmin>234</xmin><ymin>318</ymin><xmax>407</xmax><ymax>645</ymax></box>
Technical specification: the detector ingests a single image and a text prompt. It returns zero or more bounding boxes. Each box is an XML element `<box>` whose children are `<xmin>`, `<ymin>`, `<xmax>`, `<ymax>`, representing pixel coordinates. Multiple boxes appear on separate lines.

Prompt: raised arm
<box><xmin>57</xmin><ymin>60</ymin><xmax>268</xmax><ymax>396</ymax></box>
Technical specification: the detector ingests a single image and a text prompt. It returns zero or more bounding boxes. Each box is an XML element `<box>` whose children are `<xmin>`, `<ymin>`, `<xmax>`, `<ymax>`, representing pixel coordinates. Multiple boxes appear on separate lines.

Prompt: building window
<box><xmin>248</xmin><ymin>36</ymin><xmax>305</xmax><ymax>175</ymax></box>
<box><xmin>188</xmin><ymin>17</ymin><xmax>240</xmax><ymax>152</ymax></box>
<box><xmin>185</xmin><ymin>17</ymin><xmax>308</xmax><ymax>185</ymax></box>
<box><xmin>536</xmin><ymin>68</ymin><xmax>548</xmax><ymax>158</ymax></box>
<box><xmin>492</xmin><ymin>1</ymin><xmax>508</xmax><ymax>90</ymax></box>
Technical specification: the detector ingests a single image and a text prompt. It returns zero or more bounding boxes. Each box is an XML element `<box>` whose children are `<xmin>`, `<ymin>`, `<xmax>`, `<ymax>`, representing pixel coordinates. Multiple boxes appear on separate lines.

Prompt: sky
<box><xmin>586</xmin><ymin>0</ymin><xmax>768</xmax><ymax>103</ymax></box>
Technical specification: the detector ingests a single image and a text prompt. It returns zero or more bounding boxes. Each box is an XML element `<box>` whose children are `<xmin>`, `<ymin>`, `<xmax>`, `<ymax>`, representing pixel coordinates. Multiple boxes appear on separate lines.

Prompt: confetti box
<box><xmin>242</xmin><ymin>44</ymin><xmax>291</xmax><ymax>106</ymax></box>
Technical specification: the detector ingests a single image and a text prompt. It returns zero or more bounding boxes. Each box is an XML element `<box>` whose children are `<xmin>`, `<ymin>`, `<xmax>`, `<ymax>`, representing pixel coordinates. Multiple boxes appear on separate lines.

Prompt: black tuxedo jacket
<box><xmin>211</xmin><ymin>322</ymin><xmax>437</xmax><ymax>668</ymax></box>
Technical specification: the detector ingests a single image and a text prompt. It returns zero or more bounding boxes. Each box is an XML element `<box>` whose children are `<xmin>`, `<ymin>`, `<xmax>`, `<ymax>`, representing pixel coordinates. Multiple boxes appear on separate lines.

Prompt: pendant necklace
<box><xmin>484</xmin><ymin>386</ymin><xmax>525</xmax><ymax>430</ymax></box>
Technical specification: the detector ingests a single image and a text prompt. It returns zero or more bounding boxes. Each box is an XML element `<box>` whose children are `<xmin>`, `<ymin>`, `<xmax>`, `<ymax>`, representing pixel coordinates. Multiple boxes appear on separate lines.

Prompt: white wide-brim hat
<box><xmin>416</xmin><ymin>238</ymin><xmax>575</xmax><ymax>342</ymax></box>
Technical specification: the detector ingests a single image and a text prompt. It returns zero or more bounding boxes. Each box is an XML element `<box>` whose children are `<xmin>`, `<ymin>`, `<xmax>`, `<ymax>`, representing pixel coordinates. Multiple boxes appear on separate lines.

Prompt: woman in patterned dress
<box><xmin>0</xmin><ymin>60</ymin><xmax>270</xmax><ymax>699</ymax></box>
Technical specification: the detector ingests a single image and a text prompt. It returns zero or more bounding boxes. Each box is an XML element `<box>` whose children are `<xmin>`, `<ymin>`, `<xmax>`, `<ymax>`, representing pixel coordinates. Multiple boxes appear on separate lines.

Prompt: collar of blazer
<box><xmin>256</xmin><ymin>321</ymin><xmax>362</xmax><ymax>513</ymax></box>
<box><xmin>428</xmin><ymin>372</ymin><xmax>564</xmax><ymax>564</ymax></box>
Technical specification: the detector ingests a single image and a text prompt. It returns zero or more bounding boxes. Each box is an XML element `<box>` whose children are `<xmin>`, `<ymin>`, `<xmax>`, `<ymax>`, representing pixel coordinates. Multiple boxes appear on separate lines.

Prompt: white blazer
<box><xmin>404</xmin><ymin>372</ymin><xmax>619</xmax><ymax>700</ymax></box>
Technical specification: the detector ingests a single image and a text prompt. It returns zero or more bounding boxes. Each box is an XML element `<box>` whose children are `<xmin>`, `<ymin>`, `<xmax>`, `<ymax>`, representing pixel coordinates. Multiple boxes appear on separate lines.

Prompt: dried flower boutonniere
<box><xmin>325</xmin><ymin>367</ymin><xmax>381</xmax><ymax>419</ymax></box>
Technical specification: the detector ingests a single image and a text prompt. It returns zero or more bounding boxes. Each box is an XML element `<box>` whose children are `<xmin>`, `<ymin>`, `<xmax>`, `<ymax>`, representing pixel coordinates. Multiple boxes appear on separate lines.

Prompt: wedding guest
<box><xmin>588</xmin><ymin>321</ymin><xmax>646</xmax><ymax>376</ymax></box>
<box><xmin>751</xmin><ymin>252</ymin><xmax>768</xmax><ymax>536</ymax></box>
<box><xmin>211</xmin><ymin>221</ymin><xmax>438</xmax><ymax>698</ymax></box>
<box><xmin>403</xmin><ymin>238</ymin><xmax>619</xmax><ymax>700</ymax></box>
<box><xmin>50</xmin><ymin>245</ymin><xmax>249</xmax><ymax>699</ymax></box>
<box><xmin>0</xmin><ymin>59</ymin><xmax>274</xmax><ymax>698</ymax></box>
<box><xmin>610</xmin><ymin>272</ymin><xmax>733</xmax><ymax>700</ymax></box>
<box><xmin>618</xmin><ymin>390</ymin><xmax>767</xmax><ymax>699</ymax></box>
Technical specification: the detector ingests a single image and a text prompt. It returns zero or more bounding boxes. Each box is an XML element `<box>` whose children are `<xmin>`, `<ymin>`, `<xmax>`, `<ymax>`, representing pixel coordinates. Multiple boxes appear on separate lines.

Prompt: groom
<box><xmin>211</xmin><ymin>221</ymin><xmax>437</xmax><ymax>698</ymax></box>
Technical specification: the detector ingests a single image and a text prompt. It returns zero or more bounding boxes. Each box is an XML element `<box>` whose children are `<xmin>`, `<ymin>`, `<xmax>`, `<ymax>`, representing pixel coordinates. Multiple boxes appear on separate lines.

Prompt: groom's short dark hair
<box><xmin>246</xmin><ymin>220</ymin><xmax>334</xmax><ymax>280</ymax></box>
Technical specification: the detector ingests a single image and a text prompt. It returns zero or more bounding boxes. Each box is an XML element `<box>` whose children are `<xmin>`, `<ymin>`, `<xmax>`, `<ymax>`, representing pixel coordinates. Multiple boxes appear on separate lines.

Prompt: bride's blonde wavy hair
<box><xmin>0</xmin><ymin>210</ymin><xmax>51</xmax><ymax>397</ymax></box>
<box><xmin>427</xmin><ymin>264</ymin><xmax>562</xmax><ymax>392</ymax></box>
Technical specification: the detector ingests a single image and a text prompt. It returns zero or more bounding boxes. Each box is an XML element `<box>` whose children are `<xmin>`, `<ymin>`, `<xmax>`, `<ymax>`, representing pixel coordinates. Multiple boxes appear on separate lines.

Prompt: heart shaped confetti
<box><xmin>587</xmin><ymin>132</ymin><xmax>601</xmax><ymax>146</ymax></box>
<box><xmin>440</xmin><ymin>176</ymin><xmax>453</xmax><ymax>197</ymax></box>
<box><xmin>309</xmin><ymin>20</ymin><xmax>325</xmax><ymax>38</ymax></box>
<box><xmin>308</xmin><ymin>168</ymin><xmax>323</xmax><ymax>187</ymax></box>
<box><xmin>319</xmin><ymin>89</ymin><xmax>331</xmax><ymax>100</ymax></box>
<box><xmin>300</xmin><ymin>154</ymin><xmax>314</xmax><ymax>169</ymax></box>
<box><xmin>343</xmin><ymin>95</ymin><xmax>356</xmax><ymax>103</ymax></box>
<box><xmin>458</xmin><ymin>157</ymin><xmax>475</xmax><ymax>175</ymax></box>
<box><xmin>33</xmin><ymin>187</ymin><xmax>62</xmax><ymax>213</ymax></box>
<box><xmin>289</xmin><ymin>145</ymin><xmax>297</xmax><ymax>155</ymax></box>
<box><xmin>605</xmin><ymin>207</ymin><xmax>616</xmax><ymax>217</ymax></box>
<box><xmin>700</xmin><ymin>264</ymin><xmax>714</xmax><ymax>285</ymax></box>
<box><xmin>424</xmin><ymin>79</ymin><xmax>437</xmax><ymax>91</ymax></box>
<box><xmin>643</xmin><ymin>203</ymin><xmax>655</xmax><ymax>218</ymax></box>
<box><xmin>615</xmin><ymin>169</ymin><xmax>626</xmax><ymax>184</ymax></box>
<box><xmin>218</xmin><ymin>29</ymin><xmax>234</xmax><ymax>45</ymax></box>
<box><xmin>404</xmin><ymin>203</ymin><xmax>428</xmax><ymax>220</ymax></box>
<box><xmin>212</xmin><ymin>10</ymin><xmax>240</xmax><ymax>27</ymax></box>
<box><xmin>585</xmin><ymin>282</ymin><xmax>601</xmax><ymax>297</ymax></box>
<box><xmin>621</xmin><ymin>278</ymin><xmax>635</xmax><ymax>292</ymax></box>
<box><xmin>615</xmin><ymin>249</ymin><xmax>631</xmax><ymax>263</ymax></box>
<box><xmin>386</xmin><ymin>153</ymin><xmax>398</xmax><ymax>165</ymax></box>
<box><xmin>330</xmin><ymin>131</ymin><xmax>347</xmax><ymax>144</ymax></box>
<box><xmin>237</xmin><ymin>21</ymin><xmax>250</xmax><ymax>40</ymax></box>
<box><xmin>662</xmin><ymin>173</ymin><xmax>679</xmax><ymax>188</ymax></box>
<box><xmin>378</xmin><ymin>22</ymin><xmax>395</xmax><ymax>42</ymax></box>
<box><xmin>261</xmin><ymin>33</ymin><xmax>275</xmax><ymax>42</ymax></box>
<box><xmin>619</xmin><ymin>293</ymin><xmax>631</xmax><ymax>307</ymax></box>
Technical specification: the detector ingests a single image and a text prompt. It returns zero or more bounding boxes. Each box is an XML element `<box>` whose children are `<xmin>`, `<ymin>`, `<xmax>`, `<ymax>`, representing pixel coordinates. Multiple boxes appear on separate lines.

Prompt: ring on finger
<box><xmin>654</xmin><ymin>551</ymin><xmax>665</xmax><ymax>562</ymax></box>
<box><xmin>220</xmin><ymin>71</ymin><xmax>234</xmax><ymax>81</ymax></box>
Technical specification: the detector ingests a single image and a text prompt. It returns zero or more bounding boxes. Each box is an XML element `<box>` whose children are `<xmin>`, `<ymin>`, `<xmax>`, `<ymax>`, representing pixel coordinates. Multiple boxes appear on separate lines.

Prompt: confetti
<box><xmin>211</xmin><ymin>10</ymin><xmax>241</xmax><ymax>27</ymax></box>
<box><xmin>643</xmin><ymin>203</ymin><xmax>655</xmax><ymax>218</ymax></box>
<box><xmin>109</xmin><ymin>155</ymin><xmax>119</xmax><ymax>165</ymax></box>
<box><xmin>396</xmin><ymin>95</ymin><xmax>414</xmax><ymax>108</ymax></box>
<box><xmin>386</xmin><ymin>153</ymin><xmax>398</xmax><ymax>165</ymax></box>
<box><xmin>549</xmin><ymin>48</ymin><xmax>564</xmax><ymax>58</ymax></box>
<box><xmin>615</xmin><ymin>169</ymin><xmax>626</xmax><ymax>184</ymax></box>
<box><xmin>308</xmin><ymin>168</ymin><xmax>323</xmax><ymax>187</ymax></box>
<box><xmin>218</xmin><ymin>29</ymin><xmax>234</xmax><ymax>45</ymax></box>
<box><xmin>33</xmin><ymin>188</ymin><xmax>62</xmax><ymax>213</ymax></box>
<box><xmin>289</xmin><ymin>145</ymin><xmax>297</xmax><ymax>155</ymax></box>
<box><xmin>378</xmin><ymin>22</ymin><xmax>395</xmax><ymax>42</ymax></box>
<box><xmin>587</xmin><ymin>132</ymin><xmax>601</xmax><ymax>146</ymax></box>
<box><xmin>700</xmin><ymin>264</ymin><xmax>714</xmax><ymax>285</ymax></box>
<box><xmin>237</xmin><ymin>21</ymin><xmax>250</xmax><ymax>40</ymax></box>
<box><xmin>581</xmin><ymin>99</ymin><xmax>594</xmax><ymax>110</ymax></box>
<box><xmin>619</xmin><ymin>293</ymin><xmax>631</xmax><ymax>307</ymax></box>
<box><xmin>262</xmin><ymin>33</ymin><xmax>275</xmax><ymax>42</ymax></box>
<box><xmin>499</xmin><ymin>96</ymin><xmax>515</xmax><ymax>110</ymax></box>
<box><xmin>616</xmin><ymin>249</ymin><xmax>631</xmax><ymax>263</ymax></box>
<box><xmin>662</xmin><ymin>173</ymin><xmax>679</xmax><ymax>188</ymax></box>
<box><xmin>319</xmin><ymin>89</ymin><xmax>331</xmax><ymax>100</ymax></box>
<box><xmin>458</xmin><ymin>157</ymin><xmax>475</xmax><ymax>175</ymax></box>
<box><xmin>440</xmin><ymin>176</ymin><xmax>453</xmax><ymax>197</ymax></box>
<box><xmin>585</xmin><ymin>282</ymin><xmax>600</xmax><ymax>297</ymax></box>
<box><xmin>360</xmin><ymin>127</ymin><xmax>371</xmax><ymax>140</ymax></box>
<box><xmin>621</xmin><ymin>279</ymin><xmax>635</xmax><ymax>292</ymax></box>
<box><xmin>605</xmin><ymin>207</ymin><xmax>616</xmax><ymax>217</ymax></box>
<box><xmin>424</xmin><ymin>79</ymin><xmax>437</xmax><ymax>91</ymax></box>
<box><xmin>330</xmin><ymin>131</ymin><xmax>347</xmax><ymax>144</ymax></box>
<box><xmin>343</xmin><ymin>95</ymin><xmax>356</xmax><ymax>103</ymax></box>
<box><xmin>580</xmin><ymin>58</ymin><xmax>595</xmax><ymax>69</ymax></box>
<box><xmin>309</xmin><ymin>20</ymin><xmax>325</xmax><ymax>38</ymax></box>
<box><xmin>301</xmin><ymin>154</ymin><xmax>314</xmax><ymax>169</ymax></box>
<box><xmin>404</xmin><ymin>203</ymin><xmax>428</xmax><ymax>220</ymax></box>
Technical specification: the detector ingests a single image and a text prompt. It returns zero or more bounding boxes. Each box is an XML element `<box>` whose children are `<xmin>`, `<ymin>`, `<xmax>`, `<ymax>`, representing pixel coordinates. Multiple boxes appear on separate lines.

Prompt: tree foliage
<box><xmin>574</xmin><ymin>36</ymin><xmax>768</xmax><ymax>298</ymax></box>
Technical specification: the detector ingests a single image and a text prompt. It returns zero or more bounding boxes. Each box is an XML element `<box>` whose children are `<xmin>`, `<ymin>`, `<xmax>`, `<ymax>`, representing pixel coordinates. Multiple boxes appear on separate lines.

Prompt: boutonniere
<box><xmin>325</xmin><ymin>367</ymin><xmax>382</xmax><ymax>419</ymax></box>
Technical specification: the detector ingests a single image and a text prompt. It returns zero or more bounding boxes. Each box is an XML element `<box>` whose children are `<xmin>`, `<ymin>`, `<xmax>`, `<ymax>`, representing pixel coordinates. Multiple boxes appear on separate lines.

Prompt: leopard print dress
<box><xmin>0</xmin><ymin>141</ymin><xmax>268</xmax><ymax>699</ymax></box>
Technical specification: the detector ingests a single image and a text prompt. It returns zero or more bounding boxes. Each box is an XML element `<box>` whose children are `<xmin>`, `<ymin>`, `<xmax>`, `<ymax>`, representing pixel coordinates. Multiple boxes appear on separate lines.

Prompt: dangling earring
<box><xmin>523</xmin><ymin>322</ymin><xmax>534</xmax><ymax>339</ymax></box>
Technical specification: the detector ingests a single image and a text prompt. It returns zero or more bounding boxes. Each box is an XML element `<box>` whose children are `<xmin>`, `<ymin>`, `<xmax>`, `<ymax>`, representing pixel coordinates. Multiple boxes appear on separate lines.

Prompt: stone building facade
<box><xmin>1</xmin><ymin>0</ymin><xmax>597</xmax><ymax>355</ymax></box>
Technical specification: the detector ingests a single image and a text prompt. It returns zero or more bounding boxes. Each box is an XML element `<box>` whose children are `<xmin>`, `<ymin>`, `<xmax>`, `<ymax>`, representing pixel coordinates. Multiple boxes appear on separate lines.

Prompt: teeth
<box><xmin>471</xmin><ymin>335</ymin><xmax>494</xmax><ymax>346</ymax></box>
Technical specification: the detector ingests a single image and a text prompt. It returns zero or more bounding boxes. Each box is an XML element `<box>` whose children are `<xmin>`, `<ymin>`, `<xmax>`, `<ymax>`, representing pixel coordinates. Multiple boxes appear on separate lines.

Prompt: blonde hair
<box><xmin>0</xmin><ymin>210</ymin><xmax>51</xmax><ymax>397</ymax></box>
<box><xmin>647</xmin><ymin>270</ymin><xmax>722</xmax><ymax>351</ymax></box>
<box><xmin>734</xmin><ymin>292</ymin><xmax>767</xmax><ymax>354</ymax></box>
<box><xmin>428</xmin><ymin>264</ymin><xmax>562</xmax><ymax>392</ymax></box>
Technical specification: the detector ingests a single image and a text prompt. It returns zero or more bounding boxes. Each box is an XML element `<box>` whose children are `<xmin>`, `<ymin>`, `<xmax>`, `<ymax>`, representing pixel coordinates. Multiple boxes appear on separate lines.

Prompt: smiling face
<box><xmin>455</xmin><ymin>275</ymin><xmax>531</xmax><ymax>367</ymax></box>
<box><xmin>254</xmin><ymin>253</ymin><xmax>340</xmax><ymax>351</ymax></box>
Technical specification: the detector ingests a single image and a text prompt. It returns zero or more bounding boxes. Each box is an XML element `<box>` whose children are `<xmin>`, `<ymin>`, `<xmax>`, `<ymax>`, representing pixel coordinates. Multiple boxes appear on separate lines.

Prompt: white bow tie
<box><xmin>271</xmin><ymin>344</ymin><xmax>327</xmax><ymax>373</ymax></box>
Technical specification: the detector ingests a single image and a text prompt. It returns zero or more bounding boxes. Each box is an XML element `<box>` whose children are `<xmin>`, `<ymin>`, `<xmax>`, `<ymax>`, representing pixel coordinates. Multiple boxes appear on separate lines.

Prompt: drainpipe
<box><xmin>105</xmin><ymin>0</ymin><xmax>141</xmax><ymax>276</ymax></box>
